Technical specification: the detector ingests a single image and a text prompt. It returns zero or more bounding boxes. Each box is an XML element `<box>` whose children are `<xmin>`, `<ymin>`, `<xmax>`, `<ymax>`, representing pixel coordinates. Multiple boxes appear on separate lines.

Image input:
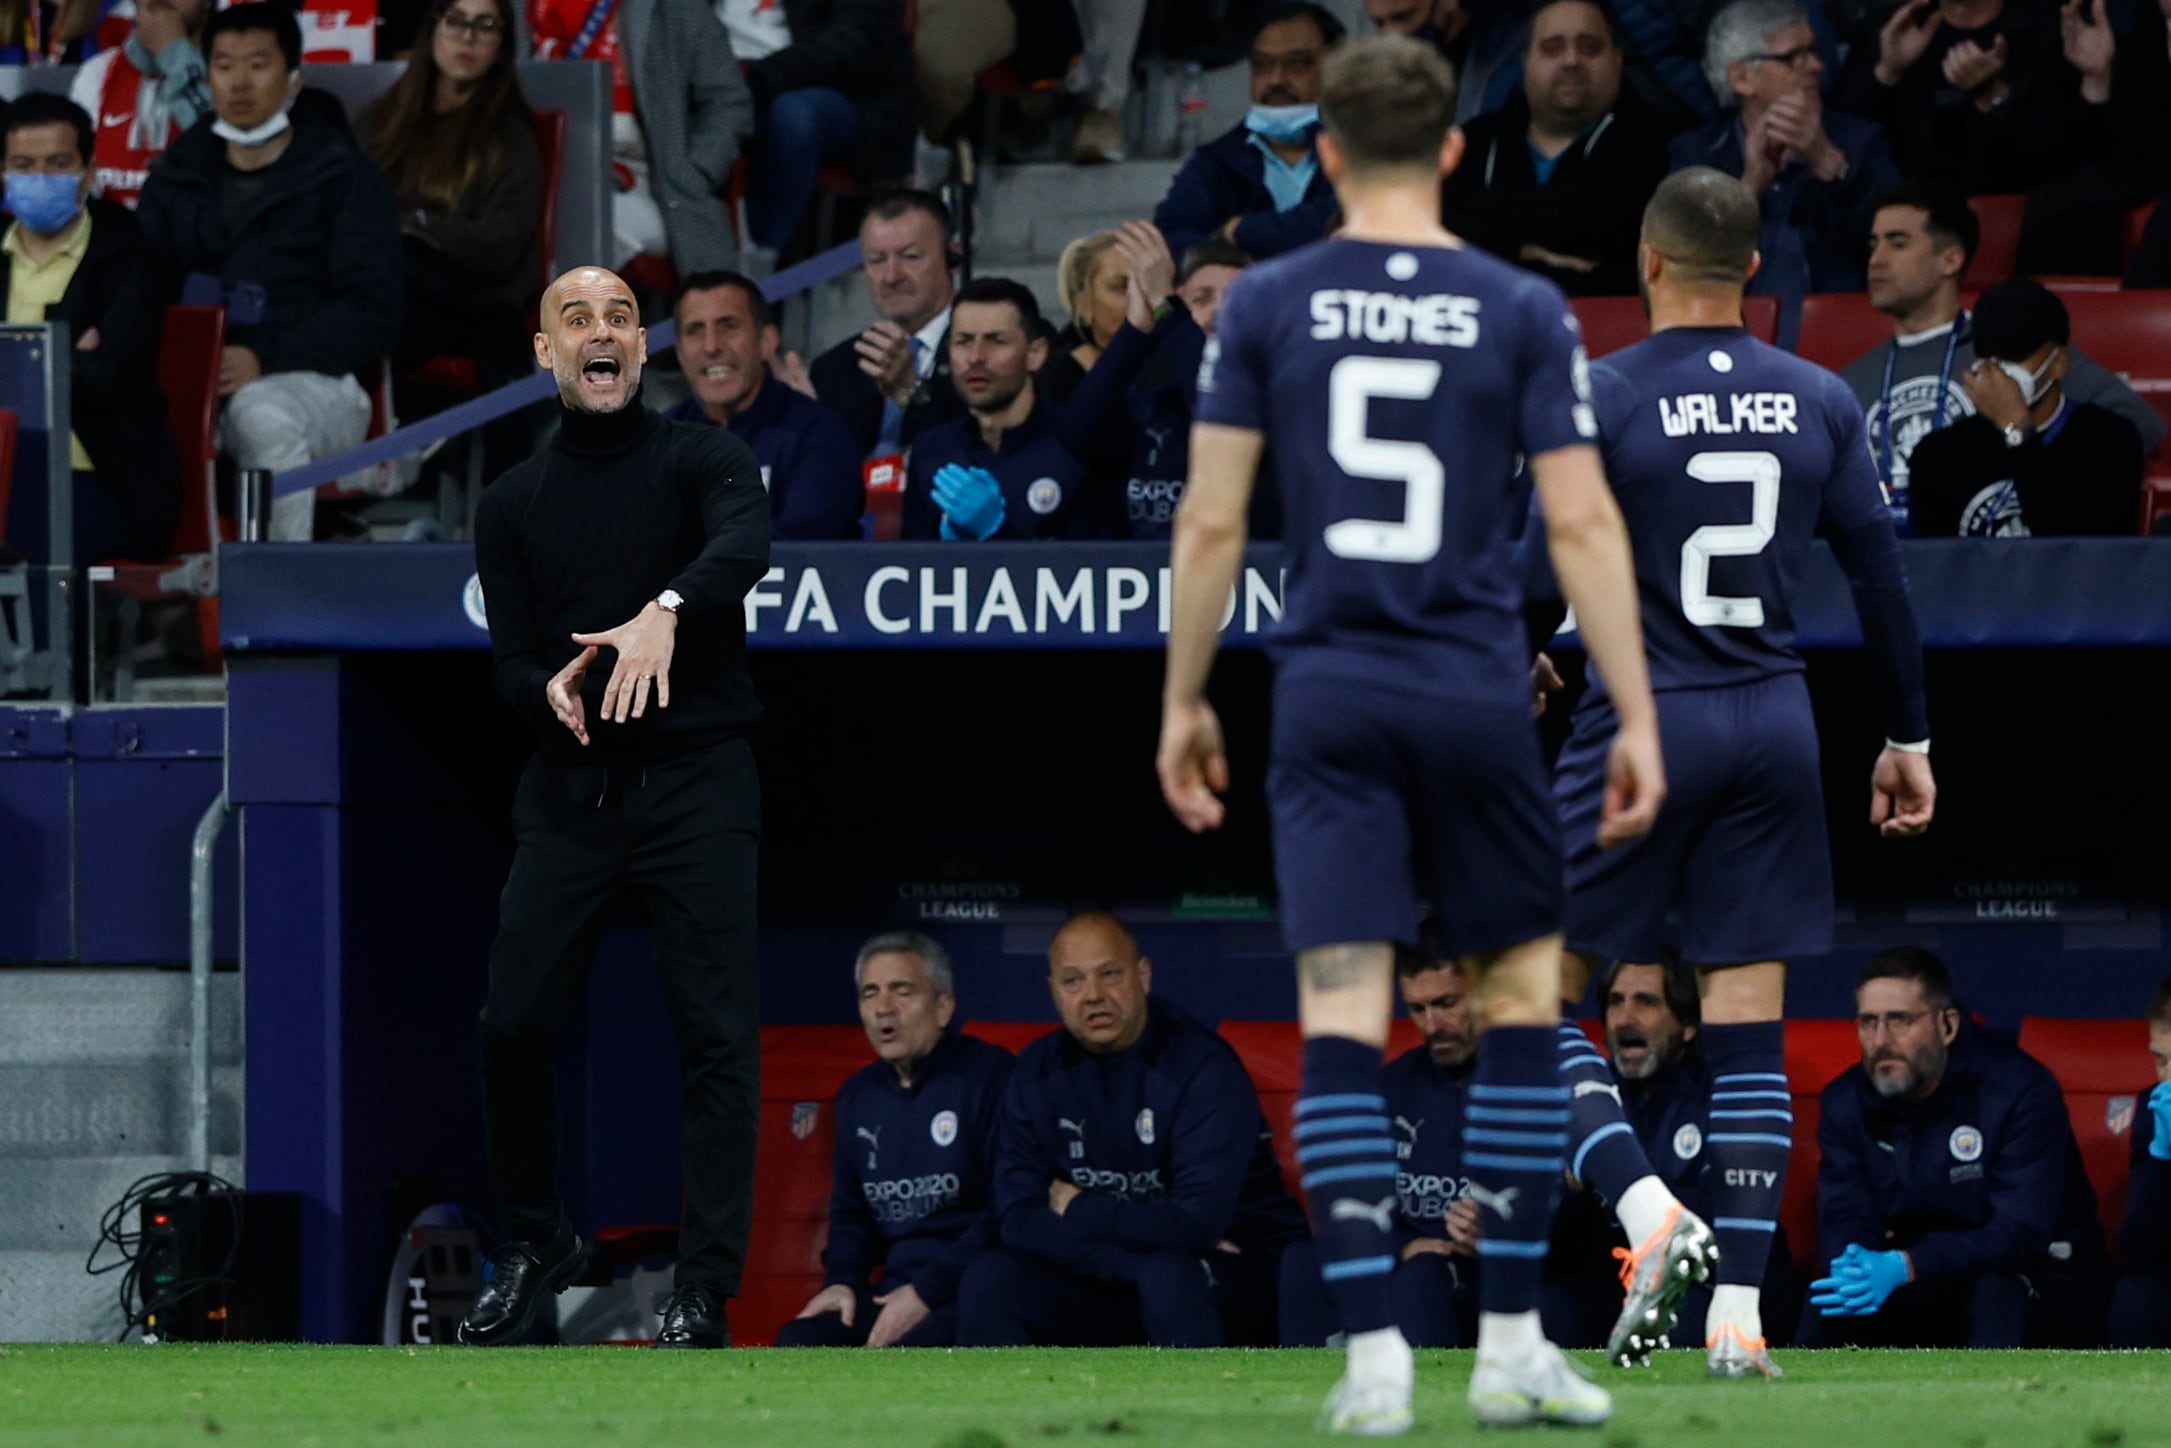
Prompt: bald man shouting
<box><xmin>461</xmin><ymin>266</ymin><xmax>771</xmax><ymax>1351</ymax></box>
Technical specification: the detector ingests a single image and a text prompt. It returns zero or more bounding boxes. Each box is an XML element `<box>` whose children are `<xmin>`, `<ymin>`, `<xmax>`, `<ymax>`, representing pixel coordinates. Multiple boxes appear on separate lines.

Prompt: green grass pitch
<box><xmin>3</xmin><ymin>1345</ymin><xmax>2168</xmax><ymax>1447</ymax></box>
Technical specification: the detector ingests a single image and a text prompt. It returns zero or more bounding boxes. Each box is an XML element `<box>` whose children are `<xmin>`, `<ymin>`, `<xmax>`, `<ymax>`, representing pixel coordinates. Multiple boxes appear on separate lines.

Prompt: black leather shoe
<box><xmin>654</xmin><ymin>1285</ymin><xmax>729</xmax><ymax>1348</ymax></box>
<box><xmin>456</xmin><ymin>1228</ymin><xmax>585</xmax><ymax>1346</ymax></box>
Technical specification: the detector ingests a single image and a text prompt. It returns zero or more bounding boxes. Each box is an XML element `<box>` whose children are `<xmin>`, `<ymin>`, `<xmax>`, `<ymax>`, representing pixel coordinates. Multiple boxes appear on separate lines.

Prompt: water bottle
<box><xmin>1175</xmin><ymin>63</ymin><xmax>1209</xmax><ymax>157</ymax></box>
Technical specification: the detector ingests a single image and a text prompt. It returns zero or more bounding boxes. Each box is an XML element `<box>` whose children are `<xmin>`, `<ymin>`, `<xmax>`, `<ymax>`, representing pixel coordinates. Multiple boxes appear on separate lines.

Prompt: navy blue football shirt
<box><xmin>1196</xmin><ymin>237</ymin><xmax>1596</xmax><ymax>703</ymax></box>
<box><xmin>1590</xmin><ymin>327</ymin><xmax>1893</xmax><ymax>692</ymax></box>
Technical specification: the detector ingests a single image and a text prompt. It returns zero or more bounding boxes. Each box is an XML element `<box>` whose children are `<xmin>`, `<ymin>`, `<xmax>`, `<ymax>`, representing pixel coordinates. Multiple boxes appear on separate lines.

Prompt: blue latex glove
<box><xmin>1810</xmin><ymin>1243</ymin><xmax>1910</xmax><ymax>1317</ymax></box>
<box><xmin>2149</xmin><ymin>1079</ymin><xmax>2171</xmax><ymax>1161</ymax></box>
<box><xmin>931</xmin><ymin>463</ymin><xmax>1005</xmax><ymax>541</ymax></box>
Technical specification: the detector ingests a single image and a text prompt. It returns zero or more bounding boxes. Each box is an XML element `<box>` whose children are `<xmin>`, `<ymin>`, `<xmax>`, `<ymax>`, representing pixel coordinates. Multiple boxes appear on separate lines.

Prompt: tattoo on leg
<box><xmin>1300</xmin><ymin>944</ymin><xmax>1380</xmax><ymax>993</ymax></box>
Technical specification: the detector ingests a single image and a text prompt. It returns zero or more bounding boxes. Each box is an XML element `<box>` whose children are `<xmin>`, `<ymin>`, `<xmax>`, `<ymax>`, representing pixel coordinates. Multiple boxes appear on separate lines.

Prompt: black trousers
<box><xmin>479</xmin><ymin>741</ymin><xmax>761</xmax><ymax>1297</ymax></box>
<box><xmin>954</xmin><ymin>1246</ymin><xmax>1281</xmax><ymax>1347</ymax></box>
<box><xmin>772</xmin><ymin>1286</ymin><xmax>960</xmax><ymax>1347</ymax></box>
<box><xmin>1795</xmin><ymin>1260</ymin><xmax>2109</xmax><ymax>1349</ymax></box>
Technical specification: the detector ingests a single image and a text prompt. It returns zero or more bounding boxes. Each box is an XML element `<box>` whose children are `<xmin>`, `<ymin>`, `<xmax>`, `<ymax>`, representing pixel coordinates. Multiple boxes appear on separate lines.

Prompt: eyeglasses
<box><xmin>437</xmin><ymin>11</ymin><xmax>504</xmax><ymax>39</ymax></box>
<box><xmin>1856</xmin><ymin>1007</ymin><xmax>1943</xmax><ymax>1038</ymax></box>
<box><xmin>1747</xmin><ymin>42</ymin><xmax>1819</xmax><ymax>68</ymax></box>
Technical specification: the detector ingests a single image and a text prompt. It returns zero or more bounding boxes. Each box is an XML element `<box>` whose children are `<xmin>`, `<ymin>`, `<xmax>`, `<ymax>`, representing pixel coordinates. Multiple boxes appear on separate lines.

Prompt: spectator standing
<box><xmin>0</xmin><ymin>92</ymin><xmax>179</xmax><ymax>562</ymax></box>
<box><xmin>777</xmin><ymin>933</ymin><xmax>1014</xmax><ymax>1349</ymax></box>
<box><xmin>665</xmin><ymin>270</ymin><xmax>864</xmax><ymax>539</ymax></box>
<box><xmin>955</xmin><ymin>913</ymin><xmax>1305</xmax><ymax>1348</ymax></box>
<box><xmin>1443</xmin><ymin>0</ymin><xmax>1675</xmax><ymax>297</ymax></box>
<box><xmin>732</xmin><ymin>0</ymin><xmax>915</xmax><ymax>259</ymax></box>
<box><xmin>530</xmin><ymin>0</ymin><xmax>750</xmax><ymax>277</ymax></box>
<box><xmin>0</xmin><ymin>0</ymin><xmax>125</xmax><ymax>64</ymax></box>
<box><xmin>1672</xmin><ymin>0</ymin><xmax>1897</xmax><ymax>333</ymax></box>
<box><xmin>1802</xmin><ymin>947</ymin><xmax>2112</xmax><ymax>1348</ymax></box>
<box><xmin>1834</xmin><ymin>0</ymin><xmax>2106</xmax><ymax>197</ymax></box>
<box><xmin>1152</xmin><ymin>2</ymin><xmax>1344</xmax><ymax>261</ymax></box>
<box><xmin>137</xmin><ymin>2</ymin><xmax>402</xmax><ymax>541</ymax></box>
<box><xmin>1117</xmin><ymin>240</ymin><xmax>1251</xmax><ymax>541</ymax></box>
<box><xmin>1906</xmin><ymin>280</ymin><xmax>2143</xmax><ymax>537</ymax></box>
<box><xmin>1836</xmin><ymin>182</ymin><xmax>2160</xmax><ymax>527</ymax></box>
<box><xmin>1366</xmin><ymin>0</ymin><xmax>1530</xmax><ymax>124</ymax></box>
<box><xmin>2109</xmin><ymin>975</ymin><xmax>2171</xmax><ymax>1348</ymax></box>
<box><xmin>1071</xmin><ymin>0</ymin><xmax>1147</xmax><ymax>163</ymax></box>
<box><xmin>67</xmin><ymin>0</ymin><xmax>211</xmax><ymax>206</ymax></box>
<box><xmin>361</xmin><ymin>0</ymin><xmax>543</xmax><ymax>394</ymax></box>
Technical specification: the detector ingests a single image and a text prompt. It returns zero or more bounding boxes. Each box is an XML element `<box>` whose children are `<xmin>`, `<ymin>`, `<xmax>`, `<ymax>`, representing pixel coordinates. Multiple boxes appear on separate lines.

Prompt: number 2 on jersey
<box><xmin>1323</xmin><ymin>356</ymin><xmax>1446</xmax><ymax>565</ymax></box>
<box><xmin>1680</xmin><ymin>450</ymin><xmax>1779</xmax><ymax>628</ymax></box>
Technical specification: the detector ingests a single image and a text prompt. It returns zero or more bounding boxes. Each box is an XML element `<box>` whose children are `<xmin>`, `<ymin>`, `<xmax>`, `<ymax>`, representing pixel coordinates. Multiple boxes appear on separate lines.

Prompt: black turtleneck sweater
<box><xmin>474</xmin><ymin>393</ymin><xmax>771</xmax><ymax>764</ymax></box>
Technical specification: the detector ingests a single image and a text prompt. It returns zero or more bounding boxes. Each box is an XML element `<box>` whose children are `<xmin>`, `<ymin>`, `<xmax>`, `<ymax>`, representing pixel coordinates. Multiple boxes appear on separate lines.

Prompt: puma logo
<box><xmin>1393</xmin><ymin>1116</ymin><xmax>1424</xmax><ymax>1140</ymax></box>
<box><xmin>1329</xmin><ymin>1196</ymin><xmax>1397</xmax><ymax>1233</ymax></box>
<box><xmin>1466</xmin><ymin>1183</ymin><xmax>1520</xmax><ymax>1221</ymax></box>
<box><xmin>856</xmin><ymin>1126</ymin><xmax>882</xmax><ymax>1148</ymax></box>
<box><xmin>1058</xmin><ymin>1118</ymin><xmax>1085</xmax><ymax>1137</ymax></box>
<box><xmin>1573</xmin><ymin>1080</ymin><xmax>1623</xmax><ymax>1105</ymax></box>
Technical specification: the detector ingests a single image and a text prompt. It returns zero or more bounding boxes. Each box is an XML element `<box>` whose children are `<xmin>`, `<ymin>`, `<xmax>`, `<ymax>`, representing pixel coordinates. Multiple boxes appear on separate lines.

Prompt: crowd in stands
<box><xmin>5</xmin><ymin>0</ymin><xmax>2171</xmax><ymax>564</ymax></box>
<box><xmin>771</xmin><ymin>918</ymin><xmax>2171</xmax><ymax>1350</ymax></box>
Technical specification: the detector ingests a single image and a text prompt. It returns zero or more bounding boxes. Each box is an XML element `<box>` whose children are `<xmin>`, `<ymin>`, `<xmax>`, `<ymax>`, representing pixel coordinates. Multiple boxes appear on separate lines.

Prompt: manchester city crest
<box><xmin>931</xmin><ymin>1109</ymin><xmax>959</xmax><ymax>1147</ymax></box>
<box><xmin>1674</xmin><ymin>1123</ymin><xmax>1703</xmax><ymax>1160</ymax></box>
<box><xmin>1949</xmin><ymin>1124</ymin><xmax>1984</xmax><ymax>1162</ymax></box>
<box><xmin>1136</xmin><ymin>1108</ymin><xmax>1156</xmax><ymax>1145</ymax></box>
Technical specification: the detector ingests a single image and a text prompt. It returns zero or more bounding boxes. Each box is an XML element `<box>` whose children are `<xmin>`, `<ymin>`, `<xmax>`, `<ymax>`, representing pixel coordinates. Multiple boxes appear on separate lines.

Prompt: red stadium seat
<box><xmin>739</xmin><ymin>1024</ymin><xmax>871</xmax><ymax>1345</ymax></box>
<box><xmin>0</xmin><ymin>409</ymin><xmax>17</xmax><ymax>542</ymax></box>
<box><xmin>1967</xmin><ymin>194</ymin><xmax>2025</xmax><ymax>287</ymax></box>
<box><xmin>1795</xmin><ymin>292</ymin><xmax>1890</xmax><ymax>373</ymax></box>
<box><xmin>2060</xmin><ymin>289</ymin><xmax>2171</xmax><ymax>457</ymax></box>
<box><xmin>1570</xmin><ymin>296</ymin><xmax>1782</xmax><ymax>357</ymax></box>
<box><xmin>1780</xmin><ymin>1019</ymin><xmax>1861</xmax><ymax>1265</ymax></box>
<box><xmin>2125</xmin><ymin>201</ymin><xmax>2157</xmax><ymax>273</ymax></box>
<box><xmin>158</xmin><ymin>304</ymin><xmax>227</xmax><ymax>557</ymax></box>
<box><xmin>2142</xmin><ymin>476</ymin><xmax>2171</xmax><ymax>534</ymax></box>
<box><xmin>2018</xmin><ymin>1017</ymin><xmax>2156</xmax><ymax>1257</ymax></box>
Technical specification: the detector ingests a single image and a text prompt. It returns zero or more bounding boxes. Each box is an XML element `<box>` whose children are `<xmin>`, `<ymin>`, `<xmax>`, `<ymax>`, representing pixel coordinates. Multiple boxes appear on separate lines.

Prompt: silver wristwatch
<box><xmin>655</xmin><ymin>589</ymin><xmax>684</xmax><ymax>613</ymax></box>
<box><xmin>2000</xmin><ymin>422</ymin><xmax>2033</xmax><ymax>449</ymax></box>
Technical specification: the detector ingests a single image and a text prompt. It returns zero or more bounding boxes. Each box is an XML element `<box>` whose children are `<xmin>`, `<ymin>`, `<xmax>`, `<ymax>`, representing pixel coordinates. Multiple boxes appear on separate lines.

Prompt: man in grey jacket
<box><xmin>621</xmin><ymin>0</ymin><xmax>752</xmax><ymax>276</ymax></box>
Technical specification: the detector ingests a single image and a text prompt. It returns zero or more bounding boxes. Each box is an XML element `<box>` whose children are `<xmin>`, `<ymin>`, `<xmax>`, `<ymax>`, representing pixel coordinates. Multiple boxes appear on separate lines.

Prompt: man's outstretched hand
<box><xmin>571</xmin><ymin>602</ymin><xmax>679</xmax><ymax>725</ymax></box>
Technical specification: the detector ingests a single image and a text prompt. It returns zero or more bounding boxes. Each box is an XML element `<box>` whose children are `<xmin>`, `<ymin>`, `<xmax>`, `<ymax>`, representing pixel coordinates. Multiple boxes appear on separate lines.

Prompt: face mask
<box><xmin>5</xmin><ymin>171</ymin><xmax>84</xmax><ymax>234</ymax></box>
<box><xmin>1994</xmin><ymin>352</ymin><xmax>2056</xmax><ymax>405</ymax></box>
<box><xmin>1244</xmin><ymin>103</ymin><xmax>1319</xmax><ymax>144</ymax></box>
<box><xmin>212</xmin><ymin>73</ymin><xmax>301</xmax><ymax>147</ymax></box>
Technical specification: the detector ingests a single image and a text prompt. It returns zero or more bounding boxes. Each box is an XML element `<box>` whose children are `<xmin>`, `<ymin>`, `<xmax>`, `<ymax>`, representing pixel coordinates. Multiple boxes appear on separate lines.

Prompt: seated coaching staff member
<box><xmin>1280</xmin><ymin>943</ymin><xmax>1482</xmax><ymax>1348</ymax></box>
<box><xmin>1803</xmin><ymin>947</ymin><xmax>2110</xmax><ymax>1348</ymax></box>
<box><xmin>779</xmin><ymin>932</ymin><xmax>1014</xmax><ymax>1348</ymax></box>
<box><xmin>459</xmin><ymin>266</ymin><xmax>770</xmax><ymax>1352</ymax></box>
<box><xmin>957</xmin><ymin>912</ymin><xmax>1306</xmax><ymax>1347</ymax></box>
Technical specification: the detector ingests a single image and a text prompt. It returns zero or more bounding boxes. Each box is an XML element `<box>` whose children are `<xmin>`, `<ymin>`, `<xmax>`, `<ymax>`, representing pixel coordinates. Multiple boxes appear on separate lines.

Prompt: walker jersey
<box><xmin>1585</xmin><ymin>326</ymin><xmax>1893</xmax><ymax>697</ymax></box>
<box><xmin>1196</xmin><ymin>236</ymin><xmax>1596</xmax><ymax>702</ymax></box>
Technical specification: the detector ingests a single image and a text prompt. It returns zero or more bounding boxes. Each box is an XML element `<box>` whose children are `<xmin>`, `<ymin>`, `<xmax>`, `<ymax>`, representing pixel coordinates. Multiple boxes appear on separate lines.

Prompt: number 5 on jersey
<box><xmin>1323</xmin><ymin>356</ymin><xmax>1446</xmax><ymax>565</ymax></box>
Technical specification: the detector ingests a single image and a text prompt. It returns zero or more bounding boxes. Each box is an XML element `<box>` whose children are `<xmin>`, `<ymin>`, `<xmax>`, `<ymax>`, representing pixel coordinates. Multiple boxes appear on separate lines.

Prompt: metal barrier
<box><xmin>269</xmin><ymin>241</ymin><xmax>869</xmax><ymax>501</ymax></box>
<box><xmin>0</xmin><ymin>321</ymin><xmax>74</xmax><ymax>693</ymax></box>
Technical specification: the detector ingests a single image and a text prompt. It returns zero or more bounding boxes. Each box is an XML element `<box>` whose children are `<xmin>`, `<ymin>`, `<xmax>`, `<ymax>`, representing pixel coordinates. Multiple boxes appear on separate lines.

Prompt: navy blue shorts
<box><xmin>1556</xmin><ymin>673</ymin><xmax>1832</xmax><ymax>965</ymax></box>
<box><xmin>1269</xmin><ymin>676</ymin><xmax>1562</xmax><ymax>957</ymax></box>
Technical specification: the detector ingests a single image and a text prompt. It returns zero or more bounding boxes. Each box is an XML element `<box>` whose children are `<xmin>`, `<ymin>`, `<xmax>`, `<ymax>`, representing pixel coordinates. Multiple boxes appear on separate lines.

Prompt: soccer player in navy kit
<box><xmin>778</xmin><ymin>933</ymin><xmax>1012</xmax><ymax>1349</ymax></box>
<box><xmin>1159</xmin><ymin>34</ymin><xmax>1667</xmax><ymax>1434</ymax></box>
<box><xmin>1538</xmin><ymin>169</ymin><xmax>1937</xmax><ymax>1379</ymax></box>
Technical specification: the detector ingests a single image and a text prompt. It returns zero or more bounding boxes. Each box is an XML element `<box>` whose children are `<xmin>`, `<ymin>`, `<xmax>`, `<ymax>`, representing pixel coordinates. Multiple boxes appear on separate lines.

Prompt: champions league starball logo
<box><xmin>1958</xmin><ymin>482</ymin><xmax>2031</xmax><ymax>538</ymax></box>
